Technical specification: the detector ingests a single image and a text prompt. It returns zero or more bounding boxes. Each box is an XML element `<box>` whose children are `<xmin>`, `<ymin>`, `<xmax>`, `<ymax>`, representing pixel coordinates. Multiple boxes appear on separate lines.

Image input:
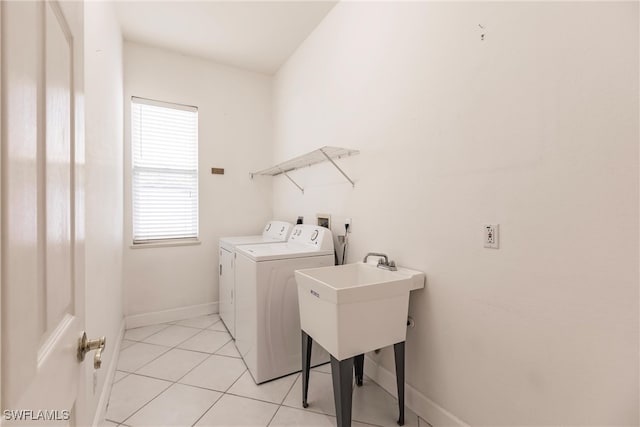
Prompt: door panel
<box><xmin>2</xmin><ymin>1</ymin><xmax>85</xmax><ymax>424</ymax></box>
<box><xmin>44</xmin><ymin>1</ymin><xmax>73</xmax><ymax>338</ymax></box>
<box><xmin>219</xmin><ymin>247</ymin><xmax>235</xmax><ymax>337</ymax></box>
<box><xmin>2</xmin><ymin>0</ymin><xmax>42</xmax><ymax>408</ymax></box>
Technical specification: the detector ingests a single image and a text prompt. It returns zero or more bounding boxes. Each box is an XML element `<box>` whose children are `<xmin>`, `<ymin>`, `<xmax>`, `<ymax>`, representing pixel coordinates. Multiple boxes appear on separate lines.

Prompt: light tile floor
<box><xmin>105</xmin><ymin>314</ymin><xmax>430</xmax><ymax>427</ymax></box>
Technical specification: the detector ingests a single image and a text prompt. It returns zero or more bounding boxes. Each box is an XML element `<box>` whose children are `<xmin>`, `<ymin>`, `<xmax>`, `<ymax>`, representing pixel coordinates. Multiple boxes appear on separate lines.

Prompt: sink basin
<box><xmin>295</xmin><ymin>262</ymin><xmax>425</xmax><ymax>360</ymax></box>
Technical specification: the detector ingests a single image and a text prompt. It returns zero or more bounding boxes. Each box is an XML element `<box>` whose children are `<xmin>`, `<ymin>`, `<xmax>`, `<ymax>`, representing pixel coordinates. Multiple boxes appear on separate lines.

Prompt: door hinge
<box><xmin>219</xmin><ymin>264</ymin><xmax>222</xmax><ymax>275</ymax></box>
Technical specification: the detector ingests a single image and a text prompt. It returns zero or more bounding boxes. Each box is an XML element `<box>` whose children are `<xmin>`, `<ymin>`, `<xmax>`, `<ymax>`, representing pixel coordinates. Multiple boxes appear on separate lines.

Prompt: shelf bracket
<box><xmin>282</xmin><ymin>170</ymin><xmax>304</xmax><ymax>194</ymax></box>
<box><xmin>319</xmin><ymin>148</ymin><xmax>356</xmax><ymax>187</ymax></box>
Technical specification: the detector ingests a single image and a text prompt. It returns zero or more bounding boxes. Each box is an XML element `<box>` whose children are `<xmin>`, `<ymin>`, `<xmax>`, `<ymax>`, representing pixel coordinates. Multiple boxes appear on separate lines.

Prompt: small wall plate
<box><xmin>316</xmin><ymin>213</ymin><xmax>331</xmax><ymax>229</ymax></box>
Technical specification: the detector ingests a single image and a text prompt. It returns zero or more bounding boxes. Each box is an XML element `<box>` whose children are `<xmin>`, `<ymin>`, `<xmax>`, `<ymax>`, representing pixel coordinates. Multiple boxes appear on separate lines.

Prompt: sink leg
<box><xmin>330</xmin><ymin>356</ymin><xmax>354</xmax><ymax>427</ymax></box>
<box><xmin>394</xmin><ymin>341</ymin><xmax>405</xmax><ymax>426</ymax></box>
<box><xmin>301</xmin><ymin>331</ymin><xmax>313</xmax><ymax>408</ymax></box>
<box><xmin>354</xmin><ymin>354</ymin><xmax>364</xmax><ymax>386</ymax></box>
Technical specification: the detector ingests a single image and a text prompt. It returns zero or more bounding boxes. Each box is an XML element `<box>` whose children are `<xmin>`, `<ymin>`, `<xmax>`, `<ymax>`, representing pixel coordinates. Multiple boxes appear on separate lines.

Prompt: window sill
<box><xmin>130</xmin><ymin>239</ymin><xmax>201</xmax><ymax>249</ymax></box>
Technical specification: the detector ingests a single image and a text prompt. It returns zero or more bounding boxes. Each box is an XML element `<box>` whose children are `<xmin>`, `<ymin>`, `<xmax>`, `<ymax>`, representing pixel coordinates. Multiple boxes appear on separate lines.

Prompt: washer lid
<box><xmin>235</xmin><ymin>242</ymin><xmax>334</xmax><ymax>262</ymax></box>
<box><xmin>219</xmin><ymin>235</ymin><xmax>282</xmax><ymax>252</ymax></box>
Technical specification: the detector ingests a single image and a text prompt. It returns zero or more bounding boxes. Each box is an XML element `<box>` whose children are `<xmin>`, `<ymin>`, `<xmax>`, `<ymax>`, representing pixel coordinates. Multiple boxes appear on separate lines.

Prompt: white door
<box><xmin>219</xmin><ymin>247</ymin><xmax>235</xmax><ymax>337</ymax></box>
<box><xmin>1</xmin><ymin>1</ymin><xmax>93</xmax><ymax>425</ymax></box>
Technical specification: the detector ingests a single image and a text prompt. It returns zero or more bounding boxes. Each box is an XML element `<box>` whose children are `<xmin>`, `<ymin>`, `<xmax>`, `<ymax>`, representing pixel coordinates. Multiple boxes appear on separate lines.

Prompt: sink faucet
<box><xmin>363</xmin><ymin>252</ymin><xmax>397</xmax><ymax>271</ymax></box>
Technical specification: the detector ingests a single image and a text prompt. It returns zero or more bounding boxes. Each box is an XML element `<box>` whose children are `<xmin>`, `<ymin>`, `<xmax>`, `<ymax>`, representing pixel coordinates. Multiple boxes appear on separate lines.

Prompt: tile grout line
<box><xmin>135</xmin><ymin>331</ymin><xmax>226</xmax><ymax>383</ymax></box>
<box><xmin>117</xmin><ymin>318</ymin><xmax>403</xmax><ymax>427</ymax></box>
<box><xmin>113</xmin><ymin>379</ymin><xmax>172</xmax><ymax>425</ymax></box>
<box><xmin>115</xmin><ymin>319</ymin><xmax>230</xmax><ymax>424</ymax></box>
<box><xmin>188</xmin><ymin>343</ymin><xmax>250</xmax><ymax>426</ymax></box>
<box><xmin>178</xmin><ymin>326</ymin><xmax>302</xmax><ymax>427</ymax></box>
<box><xmin>112</xmin><ymin>371</ymin><xmax>130</xmax><ymax>385</ymax></box>
<box><xmin>123</xmin><ymin>316</ymin><xmax>223</xmax><ymax>342</ymax></box>
<box><xmin>141</xmin><ymin>324</ymin><xmax>207</xmax><ymax>349</ymax></box>
<box><xmin>171</xmin><ymin>319</ymin><xmax>223</xmax><ymax>330</ymax></box>
<box><xmin>122</xmin><ymin>323</ymin><xmax>233</xmax><ymax>374</ymax></box>
<box><xmin>118</xmin><ymin>344</ymin><xmax>173</xmax><ymax>375</ymax></box>
<box><xmin>115</xmin><ymin>321</ymin><xmax>249</xmax><ymax>425</ymax></box>
<box><xmin>127</xmin><ymin>325</ymin><xmax>232</xmax><ymax>356</ymax></box>
<box><xmin>125</xmin><ymin>323</ymin><xmax>172</xmax><ymax>342</ymax></box>
<box><xmin>279</xmin><ymin>373</ymin><xmax>301</xmax><ymax>406</ymax></box>
<box><xmin>172</xmin><ymin>342</ymin><xmax>235</xmax><ymax>385</ymax></box>
<box><xmin>357</xmin><ymin>374</ymin><xmax>419</xmax><ymax>425</ymax></box>
<box><xmin>265</xmin><ymin>404</ymin><xmax>280</xmax><ymax>426</ymax></box>
<box><xmin>190</xmin><ymin>390</ymin><xmax>225</xmax><ymax>427</ymax></box>
<box><xmin>178</xmin><ymin>337</ymin><xmax>233</xmax><ymax>356</ymax></box>
<box><xmin>120</xmin><ymin>341</ymin><xmax>238</xmax><ymax>359</ymax></box>
<box><xmin>266</xmin><ymin>372</ymin><xmax>301</xmax><ymax>427</ymax></box>
<box><xmin>274</xmin><ymin>371</ymin><xmax>398</xmax><ymax>427</ymax></box>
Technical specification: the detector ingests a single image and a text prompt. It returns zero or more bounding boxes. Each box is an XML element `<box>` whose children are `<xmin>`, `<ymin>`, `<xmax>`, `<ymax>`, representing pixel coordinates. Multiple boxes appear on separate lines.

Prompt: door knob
<box><xmin>77</xmin><ymin>332</ymin><xmax>106</xmax><ymax>369</ymax></box>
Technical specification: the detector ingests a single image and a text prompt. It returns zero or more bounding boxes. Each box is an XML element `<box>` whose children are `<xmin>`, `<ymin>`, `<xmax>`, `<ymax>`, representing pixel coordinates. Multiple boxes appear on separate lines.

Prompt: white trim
<box><xmin>124</xmin><ymin>302</ymin><xmax>218</xmax><ymax>329</ymax></box>
<box><xmin>0</xmin><ymin>2</ymin><xmax>3</xmax><ymax>420</ymax></box>
<box><xmin>364</xmin><ymin>355</ymin><xmax>468</xmax><ymax>427</ymax></box>
<box><xmin>131</xmin><ymin>96</ymin><xmax>197</xmax><ymax>112</ymax></box>
<box><xmin>0</xmin><ymin>1</ymin><xmax>3</xmax><ymax>419</ymax></box>
<box><xmin>129</xmin><ymin>239</ymin><xmax>201</xmax><ymax>249</ymax></box>
<box><xmin>92</xmin><ymin>319</ymin><xmax>125</xmax><ymax>427</ymax></box>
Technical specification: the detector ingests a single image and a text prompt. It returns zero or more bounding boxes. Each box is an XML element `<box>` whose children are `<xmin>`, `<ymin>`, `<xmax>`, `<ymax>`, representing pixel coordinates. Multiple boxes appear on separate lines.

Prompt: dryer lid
<box><xmin>235</xmin><ymin>242</ymin><xmax>333</xmax><ymax>262</ymax></box>
<box><xmin>219</xmin><ymin>234</ymin><xmax>281</xmax><ymax>252</ymax></box>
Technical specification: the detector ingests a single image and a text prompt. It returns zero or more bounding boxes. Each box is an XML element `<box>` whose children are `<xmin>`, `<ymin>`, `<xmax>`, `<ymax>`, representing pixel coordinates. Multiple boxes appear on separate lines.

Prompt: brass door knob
<box><xmin>77</xmin><ymin>332</ymin><xmax>106</xmax><ymax>369</ymax></box>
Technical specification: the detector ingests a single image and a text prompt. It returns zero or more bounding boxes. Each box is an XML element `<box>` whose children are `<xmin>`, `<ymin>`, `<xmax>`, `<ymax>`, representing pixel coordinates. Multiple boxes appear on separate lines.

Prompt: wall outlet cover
<box><xmin>483</xmin><ymin>224</ymin><xmax>499</xmax><ymax>249</ymax></box>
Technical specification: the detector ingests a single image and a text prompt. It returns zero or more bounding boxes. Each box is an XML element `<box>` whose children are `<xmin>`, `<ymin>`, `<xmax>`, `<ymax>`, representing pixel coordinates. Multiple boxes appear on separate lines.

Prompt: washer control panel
<box><xmin>263</xmin><ymin>220</ymin><xmax>293</xmax><ymax>240</ymax></box>
<box><xmin>288</xmin><ymin>224</ymin><xmax>334</xmax><ymax>251</ymax></box>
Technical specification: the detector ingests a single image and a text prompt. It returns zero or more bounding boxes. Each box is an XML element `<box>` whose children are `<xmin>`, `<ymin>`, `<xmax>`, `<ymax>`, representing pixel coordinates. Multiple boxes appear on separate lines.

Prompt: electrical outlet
<box><xmin>483</xmin><ymin>224</ymin><xmax>499</xmax><ymax>249</ymax></box>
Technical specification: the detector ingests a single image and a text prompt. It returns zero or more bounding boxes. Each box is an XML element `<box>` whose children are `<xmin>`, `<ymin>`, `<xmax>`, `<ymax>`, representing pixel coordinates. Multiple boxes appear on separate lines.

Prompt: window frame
<box><xmin>130</xmin><ymin>96</ymin><xmax>199</xmax><ymax>245</ymax></box>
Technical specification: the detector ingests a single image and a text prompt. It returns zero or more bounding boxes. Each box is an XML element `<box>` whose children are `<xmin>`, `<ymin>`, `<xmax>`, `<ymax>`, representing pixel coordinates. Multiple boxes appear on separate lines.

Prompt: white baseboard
<box><xmin>92</xmin><ymin>319</ymin><xmax>125</xmax><ymax>427</ymax></box>
<box><xmin>124</xmin><ymin>302</ymin><xmax>218</xmax><ymax>329</ymax></box>
<box><xmin>364</xmin><ymin>355</ymin><xmax>468</xmax><ymax>427</ymax></box>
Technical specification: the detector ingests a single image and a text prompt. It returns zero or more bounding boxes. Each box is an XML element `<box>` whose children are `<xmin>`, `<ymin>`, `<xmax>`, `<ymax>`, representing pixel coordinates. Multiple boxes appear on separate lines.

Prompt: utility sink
<box><xmin>295</xmin><ymin>262</ymin><xmax>425</xmax><ymax>360</ymax></box>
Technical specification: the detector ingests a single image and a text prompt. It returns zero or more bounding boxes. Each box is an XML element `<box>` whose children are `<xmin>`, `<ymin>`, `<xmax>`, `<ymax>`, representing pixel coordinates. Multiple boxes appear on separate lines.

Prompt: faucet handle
<box><xmin>389</xmin><ymin>260</ymin><xmax>396</xmax><ymax>267</ymax></box>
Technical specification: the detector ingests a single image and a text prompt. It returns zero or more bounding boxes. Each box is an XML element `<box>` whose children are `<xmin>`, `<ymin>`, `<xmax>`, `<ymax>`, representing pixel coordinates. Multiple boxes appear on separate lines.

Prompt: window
<box><xmin>131</xmin><ymin>97</ymin><xmax>198</xmax><ymax>243</ymax></box>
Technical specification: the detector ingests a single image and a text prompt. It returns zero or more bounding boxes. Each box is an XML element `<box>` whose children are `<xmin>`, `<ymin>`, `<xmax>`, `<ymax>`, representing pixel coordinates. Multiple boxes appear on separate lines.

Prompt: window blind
<box><xmin>131</xmin><ymin>97</ymin><xmax>198</xmax><ymax>243</ymax></box>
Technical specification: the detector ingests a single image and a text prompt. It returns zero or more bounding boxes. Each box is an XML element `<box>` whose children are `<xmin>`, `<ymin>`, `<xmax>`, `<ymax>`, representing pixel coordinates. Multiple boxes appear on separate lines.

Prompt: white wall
<box><xmin>273</xmin><ymin>2</ymin><xmax>639</xmax><ymax>425</ymax></box>
<box><xmin>84</xmin><ymin>0</ymin><xmax>124</xmax><ymax>423</ymax></box>
<box><xmin>123</xmin><ymin>42</ymin><xmax>273</xmax><ymax>318</ymax></box>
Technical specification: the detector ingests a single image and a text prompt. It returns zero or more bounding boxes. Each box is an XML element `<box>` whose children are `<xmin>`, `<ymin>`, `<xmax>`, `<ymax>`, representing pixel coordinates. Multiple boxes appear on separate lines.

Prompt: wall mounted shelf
<box><xmin>250</xmin><ymin>146</ymin><xmax>359</xmax><ymax>194</ymax></box>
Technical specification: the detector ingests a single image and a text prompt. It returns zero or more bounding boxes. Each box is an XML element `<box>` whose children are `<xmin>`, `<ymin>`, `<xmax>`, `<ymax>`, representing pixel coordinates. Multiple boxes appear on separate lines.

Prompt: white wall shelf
<box><xmin>250</xmin><ymin>146</ymin><xmax>359</xmax><ymax>193</ymax></box>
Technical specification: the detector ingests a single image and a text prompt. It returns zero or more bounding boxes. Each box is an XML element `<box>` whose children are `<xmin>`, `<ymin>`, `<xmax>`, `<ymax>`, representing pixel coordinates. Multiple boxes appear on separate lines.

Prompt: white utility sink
<box><xmin>295</xmin><ymin>262</ymin><xmax>425</xmax><ymax>360</ymax></box>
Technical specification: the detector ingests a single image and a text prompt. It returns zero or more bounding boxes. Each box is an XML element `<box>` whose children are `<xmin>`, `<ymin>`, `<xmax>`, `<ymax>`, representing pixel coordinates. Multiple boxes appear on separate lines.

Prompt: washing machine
<box><xmin>235</xmin><ymin>224</ymin><xmax>334</xmax><ymax>383</ymax></box>
<box><xmin>219</xmin><ymin>220</ymin><xmax>292</xmax><ymax>338</ymax></box>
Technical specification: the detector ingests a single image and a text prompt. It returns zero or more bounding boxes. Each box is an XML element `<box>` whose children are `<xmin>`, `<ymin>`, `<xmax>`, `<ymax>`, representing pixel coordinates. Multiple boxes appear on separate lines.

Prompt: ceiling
<box><xmin>114</xmin><ymin>1</ymin><xmax>338</xmax><ymax>75</ymax></box>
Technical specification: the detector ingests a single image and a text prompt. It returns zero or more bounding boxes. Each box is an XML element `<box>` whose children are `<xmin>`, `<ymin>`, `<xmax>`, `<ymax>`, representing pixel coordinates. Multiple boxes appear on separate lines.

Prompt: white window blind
<box><xmin>131</xmin><ymin>97</ymin><xmax>198</xmax><ymax>243</ymax></box>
